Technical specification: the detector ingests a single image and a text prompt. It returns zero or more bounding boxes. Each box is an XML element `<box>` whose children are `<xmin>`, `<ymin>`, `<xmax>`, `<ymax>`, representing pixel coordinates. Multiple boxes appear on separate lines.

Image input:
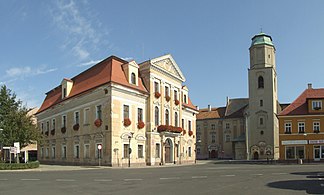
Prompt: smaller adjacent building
<box><xmin>278</xmin><ymin>84</ymin><xmax>324</xmax><ymax>162</ymax></box>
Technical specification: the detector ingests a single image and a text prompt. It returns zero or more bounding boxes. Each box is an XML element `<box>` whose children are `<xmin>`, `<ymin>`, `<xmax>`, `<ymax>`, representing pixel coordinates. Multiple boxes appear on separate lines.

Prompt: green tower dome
<box><xmin>251</xmin><ymin>32</ymin><xmax>274</xmax><ymax>47</ymax></box>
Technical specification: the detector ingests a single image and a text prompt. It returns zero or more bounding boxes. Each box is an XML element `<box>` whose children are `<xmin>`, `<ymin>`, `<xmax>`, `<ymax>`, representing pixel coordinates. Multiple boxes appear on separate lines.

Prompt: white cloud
<box><xmin>5</xmin><ymin>66</ymin><xmax>57</xmax><ymax>79</ymax></box>
<box><xmin>77</xmin><ymin>59</ymin><xmax>102</xmax><ymax>67</ymax></box>
<box><xmin>51</xmin><ymin>0</ymin><xmax>107</xmax><ymax>60</ymax></box>
<box><xmin>122</xmin><ymin>57</ymin><xmax>134</xmax><ymax>61</ymax></box>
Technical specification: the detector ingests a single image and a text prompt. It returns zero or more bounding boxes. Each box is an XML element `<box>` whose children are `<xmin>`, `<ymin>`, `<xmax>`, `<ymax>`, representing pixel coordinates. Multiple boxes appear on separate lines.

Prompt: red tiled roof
<box><xmin>37</xmin><ymin>56</ymin><xmax>148</xmax><ymax>114</ymax></box>
<box><xmin>197</xmin><ymin>107</ymin><xmax>226</xmax><ymax>120</ymax></box>
<box><xmin>279</xmin><ymin>88</ymin><xmax>324</xmax><ymax>116</ymax></box>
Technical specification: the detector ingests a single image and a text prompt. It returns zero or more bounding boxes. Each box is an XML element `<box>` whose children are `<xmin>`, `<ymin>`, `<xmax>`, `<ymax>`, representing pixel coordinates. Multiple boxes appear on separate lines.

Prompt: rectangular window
<box><xmin>123</xmin><ymin>105</ymin><xmax>129</xmax><ymax>119</ymax></box>
<box><xmin>188</xmin><ymin>147</ymin><xmax>192</xmax><ymax>157</ymax></box>
<box><xmin>285</xmin><ymin>146</ymin><xmax>295</xmax><ymax>159</ymax></box>
<box><xmin>74</xmin><ymin>145</ymin><xmax>80</xmax><ymax>159</ymax></box>
<box><xmin>75</xmin><ymin>111</ymin><xmax>79</xmax><ymax>124</ymax></box>
<box><xmin>63</xmin><ymin>88</ymin><xmax>67</xmax><ymax>98</ymax></box>
<box><xmin>46</xmin><ymin>121</ymin><xmax>49</xmax><ymax>131</ymax></box>
<box><xmin>155</xmin><ymin>143</ymin><xmax>160</xmax><ymax>158</ymax></box>
<box><xmin>52</xmin><ymin>119</ymin><xmax>56</xmax><ymax>130</ymax></box>
<box><xmin>138</xmin><ymin>145</ymin><xmax>144</xmax><ymax>158</ymax></box>
<box><xmin>96</xmin><ymin>105</ymin><xmax>102</xmax><ymax>120</ymax></box>
<box><xmin>313</xmin><ymin>122</ymin><xmax>320</xmax><ymax>133</ymax></box>
<box><xmin>298</xmin><ymin>122</ymin><xmax>305</xmax><ymax>133</ymax></box>
<box><xmin>62</xmin><ymin>115</ymin><xmax>67</xmax><ymax>128</ymax></box>
<box><xmin>41</xmin><ymin>147</ymin><xmax>44</xmax><ymax>158</ymax></box>
<box><xmin>182</xmin><ymin>119</ymin><xmax>185</xmax><ymax>129</ymax></box>
<box><xmin>285</xmin><ymin>146</ymin><xmax>304</xmax><ymax>159</ymax></box>
<box><xmin>138</xmin><ymin>108</ymin><xmax>143</xmax><ymax>122</ymax></box>
<box><xmin>41</xmin><ymin>123</ymin><xmax>44</xmax><ymax>132</ymax></box>
<box><xmin>212</xmin><ymin>135</ymin><xmax>216</xmax><ymax>143</ymax></box>
<box><xmin>62</xmin><ymin>145</ymin><xmax>67</xmax><ymax>159</ymax></box>
<box><xmin>165</xmin><ymin>86</ymin><xmax>169</xmax><ymax>97</ymax></box>
<box><xmin>284</xmin><ymin>122</ymin><xmax>292</xmax><ymax>134</ymax></box>
<box><xmin>226</xmin><ymin>123</ymin><xmax>230</xmax><ymax>129</ymax></box>
<box><xmin>197</xmin><ymin>148</ymin><xmax>201</xmax><ymax>155</ymax></box>
<box><xmin>123</xmin><ymin>144</ymin><xmax>129</xmax><ymax>158</ymax></box>
<box><xmin>45</xmin><ymin>148</ymin><xmax>49</xmax><ymax>158</ymax></box>
<box><xmin>188</xmin><ymin>121</ymin><xmax>192</xmax><ymax>131</ymax></box>
<box><xmin>84</xmin><ymin>108</ymin><xmax>90</xmax><ymax>124</ymax></box>
<box><xmin>52</xmin><ymin>146</ymin><xmax>56</xmax><ymax>159</ymax></box>
<box><xmin>211</xmin><ymin>124</ymin><xmax>215</xmax><ymax>130</ymax></box>
<box><xmin>260</xmin><ymin>99</ymin><xmax>263</xmax><ymax>107</ymax></box>
<box><xmin>154</xmin><ymin>81</ymin><xmax>159</xmax><ymax>93</ymax></box>
<box><xmin>174</xmin><ymin>90</ymin><xmax>178</xmax><ymax>100</ymax></box>
<box><xmin>84</xmin><ymin>144</ymin><xmax>90</xmax><ymax>158</ymax></box>
<box><xmin>184</xmin><ymin>94</ymin><xmax>187</xmax><ymax>103</ymax></box>
<box><xmin>312</xmin><ymin>101</ymin><xmax>322</xmax><ymax>110</ymax></box>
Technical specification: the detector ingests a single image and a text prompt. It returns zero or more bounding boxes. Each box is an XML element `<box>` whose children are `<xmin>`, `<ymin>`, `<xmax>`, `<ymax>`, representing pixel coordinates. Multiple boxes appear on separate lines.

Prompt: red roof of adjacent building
<box><xmin>279</xmin><ymin>88</ymin><xmax>324</xmax><ymax>116</ymax></box>
<box><xmin>37</xmin><ymin>56</ymin><xmax>148</xmax><ymax>114</ymax></box>
<box><xmin>183</xmin><ymin>97</ymin><xmax>198</xmax><ymax>111</ymax></box>
<box><xmin>197</xmin><ymin>107</ymin><xmax>226</xmax><ymax>120</ymax></box>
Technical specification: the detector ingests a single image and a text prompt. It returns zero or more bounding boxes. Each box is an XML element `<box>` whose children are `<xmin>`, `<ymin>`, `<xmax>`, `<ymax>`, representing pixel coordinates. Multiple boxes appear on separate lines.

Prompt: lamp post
<box><xmin>195</xmin><ymin>140</ymin><xmax>201</xmax><ymax>164</ymax></box>
<box><xmin>0</xmin><ymin>129</ymin><xmax>3</xmax><ymax>162</ymax></box>
<box><xmin>304</xmin><ymin>133</ymin><xmax>309</xmax><ymax>163</ymax></box>
<box><xmin>128</xmin><ymin>132</ymin><xmax>134</xmax><ymax>167</ymax></box>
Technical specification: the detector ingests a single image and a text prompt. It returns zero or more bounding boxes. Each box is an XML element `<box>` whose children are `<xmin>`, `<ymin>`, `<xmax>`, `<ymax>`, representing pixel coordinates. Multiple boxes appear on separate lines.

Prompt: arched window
<box><xmin>258</xmin><ymin>76</ymin><xmax>264</xmax><ymax>89</ymax></box>
<box><xmin>131</xmin><ymin>72</ymin><xmax>136</xmax><ymax>84</ymax></box>
<box><xmin>155</xmin><ymin>107</ymin><xmax>159</xmax><ymax>126</ymax></box>
<box><xmin>175</xmin><ymin>112</ymin><xmax>178</xmax><ymax>127</ymax></box>
<box><xmin>165</xmin><ymin>109</ymin><xmax>169</xmax><ymax>125</ymax></box>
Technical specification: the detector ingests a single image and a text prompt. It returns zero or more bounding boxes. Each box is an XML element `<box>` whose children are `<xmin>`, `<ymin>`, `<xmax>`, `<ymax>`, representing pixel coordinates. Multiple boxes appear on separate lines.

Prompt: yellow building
<box><xmin>36</xmin><ymin>55</ymin><xmax>197</xmax><ymax>167</ymax></box>
<box><xmin>278</xmin><ymin>84</ymin><xmax>324</xmax><ymax>162</ymax></box>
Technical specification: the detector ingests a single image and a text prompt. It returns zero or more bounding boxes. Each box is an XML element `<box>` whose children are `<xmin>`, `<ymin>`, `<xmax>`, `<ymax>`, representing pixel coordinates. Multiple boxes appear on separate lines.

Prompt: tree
<box><xmin>0</xmin><ymin>85</ymin><xmax>41</xmax><ymax>148</ymax></box>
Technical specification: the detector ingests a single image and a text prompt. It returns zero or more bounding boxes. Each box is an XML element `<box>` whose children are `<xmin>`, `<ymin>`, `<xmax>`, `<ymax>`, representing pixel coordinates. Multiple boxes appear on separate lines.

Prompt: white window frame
<box><xmin>84</xmin><ymin>107</ymin><xmax>90</xmax><ymax>125</ymax></box>
<box><xmin>74</xmin><ymin>111</ymin><xmax>80</xmax><ymax>125</ymax></box>
<box><xmin>74</xmin><ymin>144</ymin><xmax>80</xmax><ymax>159</ymax></box>
<box><xmin>313</xmin><ymin>121</ymin><xmax>320</xmax><ymax>132</ymax></box>
<box><xmin>96</xmin><ymin>105</ymin><xmax>102</xmax><ymax>120</ymax></box>
<box><xmin>155</xmin><ymin>143</ymin><xmax>160</xmax><ymax>158</ymax></box>
<box><xmin>298</xmin><ymin>122</ymin><xmax>305</xmax><ymax>133</ymax></box>
<box><xmin>62</xmin><ymin>145</ymin><xmax>67</xmax><ymax>159</ymax></box>
<box><xmin>312</xmin><ymin>100</ymin><xmax>322</xmax><ymax>110</ymax></box>
<box><xmin>284</xmin><ymin>122</ymin><xmax>292</xmax><ymax>134</ymax></box>
<box><xmin>138</xmin><ymin>144</ymin><xmax>144</xmax><ymax>158</ymax></box>
<box><xmin>62</xmin><ymin>115</ymin><xmax>67</xmax><ymax>128</ymax></box>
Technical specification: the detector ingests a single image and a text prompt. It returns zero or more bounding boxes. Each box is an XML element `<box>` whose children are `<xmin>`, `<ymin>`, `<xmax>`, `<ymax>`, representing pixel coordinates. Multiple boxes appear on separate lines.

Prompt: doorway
<box><xmin>253</xmin><ymin>151</ymin><xmax>259</xmax><ymax>160</ymax></box>
<box><xmin>165</xmin><ymin>138</ymin><xmax>173</xmax><ymax>163</ymax></box>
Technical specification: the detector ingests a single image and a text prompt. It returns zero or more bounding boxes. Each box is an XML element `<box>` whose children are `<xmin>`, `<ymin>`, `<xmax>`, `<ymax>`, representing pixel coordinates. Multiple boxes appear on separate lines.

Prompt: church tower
<box><xmin>247</xmin><ymin>32</ymin><xmax>279</xmax><ymax>160</ymax></box>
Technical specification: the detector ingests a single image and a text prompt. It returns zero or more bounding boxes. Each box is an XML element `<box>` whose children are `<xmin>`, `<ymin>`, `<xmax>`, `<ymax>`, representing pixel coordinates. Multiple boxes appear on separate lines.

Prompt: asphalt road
<box><xmin>1</xmin><ymin>162</ymin><xmax>324</xmax><ymax>195</ymax></box>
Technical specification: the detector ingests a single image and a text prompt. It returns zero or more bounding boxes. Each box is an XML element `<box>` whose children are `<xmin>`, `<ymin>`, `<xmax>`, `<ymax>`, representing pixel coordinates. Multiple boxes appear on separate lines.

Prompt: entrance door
<box><xmin>314</xmin><ymin>146</ymin><xmax>320</xmax><ymax>161</ymax></box>
<box><xmin>210</xmin><ymin>150</ymin><xmax>218</xmax><ymax>159</ymax></box>
<box><xmin>165</xmin><ymin>139</ymin><xmax>173</xmax><ymax>163</ymax></box>
<box><xmin>253</xmin><ymin>152</ymin><xmax>259</xmax><ymax>160</ymax></box>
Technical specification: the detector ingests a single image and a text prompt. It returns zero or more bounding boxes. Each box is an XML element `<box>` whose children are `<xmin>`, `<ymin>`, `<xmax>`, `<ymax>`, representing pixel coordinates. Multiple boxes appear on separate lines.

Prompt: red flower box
<box><xmin>165</xmin><ymin>95</ymin><xmax>171</xmax><ymax>102</ymax></box>
<box><xmin>61</xmin><ymin>127</ymin><xmax>66</xmax><ymax>134</ymax></box>
<box><xmin>94</xmin><ymin>119</ymin><xmax>102</xmax><ymax>127</ymax></box>
<box><xmin>73</xmin><ymin>123</ymin><xmax>80</xmax><ymax>131</ymax></box>
<box><xmin>138</xmin><ymin>121</ymin><xmax>145</xmax><ymax>129</ymax></box>
<box><xmin>157</xmin><ymin>125</ymin><xmax>183</xmax><ymax>133</ymax></box>
<box><xmin>189</xmin><ymin>130</ymin><xmax>193</xmax><ymax>136</ymax></box>
<box><xmin>124</xmin><ymin>118</ymin><xmax>132</xmax><ymax>127</ymax></box>
<box><xmin>175</xmin><ymin>99</ymin><xmax>180</xmax><ymax>105</ymax></box>
<box><xmin>51</xmin><ymin>129</ymin><xmax>55</xmax><ymax>136</ymax></box>
<box><xmin>155</xmin><ymin>92</ymin><xmax>161</xmax><ymax>98</ymax></box>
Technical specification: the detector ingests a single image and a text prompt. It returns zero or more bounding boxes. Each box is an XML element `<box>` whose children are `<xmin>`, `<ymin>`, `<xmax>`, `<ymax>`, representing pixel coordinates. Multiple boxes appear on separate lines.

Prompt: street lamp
<box><xmin>304</xmin><ymin>133</ymin><xmax>309</xmax><ymax>163</ymax></box>
<box><xmin>128</xmin><ymin>132</ymin><xmax>134</xmax><ymax>167</ymax></box>
<box><xmin>195</xmin><ymin>139</ymin><xmax>201</xmax><ymax>164</ymax></box>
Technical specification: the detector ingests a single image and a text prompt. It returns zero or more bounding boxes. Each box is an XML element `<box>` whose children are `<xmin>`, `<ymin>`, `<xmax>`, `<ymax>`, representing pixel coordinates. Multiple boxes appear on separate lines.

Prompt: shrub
<box><xmin>0</xmin><ymin>161</ymin><xmax>40</xmax><ymax>170</ymax></box>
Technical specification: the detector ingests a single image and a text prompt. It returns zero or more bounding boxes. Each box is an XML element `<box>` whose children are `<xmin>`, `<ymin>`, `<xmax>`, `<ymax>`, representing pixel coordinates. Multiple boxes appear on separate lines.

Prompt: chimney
<box><xmin>308</xmin><ymin>83</ymin><xmax>312</xmax><ymax>89</ymax></box>
<box><xmin>208</xmin><ymin>105</ymin><xmax>211</xmax><ymax>112</ymax></box>
<box><xmin>226</xmin><ymin>96</ymin><xmax>229</xmax><ymax>105</ymax></box>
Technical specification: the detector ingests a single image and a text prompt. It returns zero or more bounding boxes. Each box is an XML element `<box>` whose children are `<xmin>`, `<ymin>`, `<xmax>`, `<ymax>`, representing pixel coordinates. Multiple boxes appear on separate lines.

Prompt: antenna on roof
<box><xmin>260</xmin><ymin>26</ymin><xmax>263</xmax><ymax>33</ymax></box>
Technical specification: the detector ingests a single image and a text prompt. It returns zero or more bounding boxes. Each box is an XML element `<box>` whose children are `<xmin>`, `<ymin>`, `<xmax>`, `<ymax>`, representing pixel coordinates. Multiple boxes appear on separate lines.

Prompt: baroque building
<box><xmin>36</xmin><ymin>54</ymin><xmax>197</xmax><ymax>166</ymax></box>
<box><xmin>197</xmin><ymin>32</ymin><xmax>284</xmax><ymax>160</ymax></box>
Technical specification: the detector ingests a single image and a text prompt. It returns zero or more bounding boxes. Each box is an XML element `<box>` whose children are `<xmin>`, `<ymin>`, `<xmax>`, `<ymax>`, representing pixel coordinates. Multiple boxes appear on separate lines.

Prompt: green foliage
<box><xmin>0</xmin><ymin>161</ymin><xmax>40</xmax><ymax>170</ymax></box>
<box><xmin>0</xmin><ymin>85</ymin><xmax>41</xmax><ymax>148</ymax></box>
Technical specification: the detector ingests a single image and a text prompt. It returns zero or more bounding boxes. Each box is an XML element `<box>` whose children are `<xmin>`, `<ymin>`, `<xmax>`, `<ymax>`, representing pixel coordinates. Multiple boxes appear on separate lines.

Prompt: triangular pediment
<box><xmin>150</xmin><ymin>54</ymin><xmax>186</xmax><ymax>82</ymax></box>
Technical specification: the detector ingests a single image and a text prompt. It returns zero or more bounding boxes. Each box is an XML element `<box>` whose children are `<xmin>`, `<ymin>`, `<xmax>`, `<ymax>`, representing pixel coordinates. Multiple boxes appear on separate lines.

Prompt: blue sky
<box><xmin>1</xmin><ymin>0</ymin><xmax>324</xmax><ymax>109</ymax></box>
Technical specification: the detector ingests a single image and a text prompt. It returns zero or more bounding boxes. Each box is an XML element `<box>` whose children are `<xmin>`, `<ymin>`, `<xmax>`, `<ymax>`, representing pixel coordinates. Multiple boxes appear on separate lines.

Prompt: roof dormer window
<box><xmin>131</xmin><ymin>72</ymin><xmax>136</xmax><ymax>85</ymax></box>
<box><xmin>312</xmin><ymin>100</ymin><xmax>322</xmax><ymax>110</ymax></box>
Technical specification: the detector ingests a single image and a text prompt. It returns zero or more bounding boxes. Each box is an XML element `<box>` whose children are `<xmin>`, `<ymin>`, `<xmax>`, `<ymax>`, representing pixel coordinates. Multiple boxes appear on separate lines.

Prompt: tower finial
<box><xmin>260</xmin><ymin>27</ymin><xmax>263</xmax><ymax>33</ymax></box>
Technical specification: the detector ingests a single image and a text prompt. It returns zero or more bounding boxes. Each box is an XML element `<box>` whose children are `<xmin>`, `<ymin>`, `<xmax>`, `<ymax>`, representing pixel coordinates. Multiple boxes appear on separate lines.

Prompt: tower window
<box><xmin>260</xmin><ymin>100</ymin><xmax>263</xmax><ymax>107</ymax></box>
<box><xmin>258</xmin><ymin>76</ymin><xmax>264</xmax><ymax>89</ymax></box>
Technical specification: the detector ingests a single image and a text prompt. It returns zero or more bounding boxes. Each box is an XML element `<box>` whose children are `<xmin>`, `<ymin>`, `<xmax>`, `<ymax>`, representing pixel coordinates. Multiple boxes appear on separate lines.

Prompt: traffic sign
<box><xmin>97</xmin><ymin>144</ymin><xmax>102</xmax><ymax>150</ymax></box>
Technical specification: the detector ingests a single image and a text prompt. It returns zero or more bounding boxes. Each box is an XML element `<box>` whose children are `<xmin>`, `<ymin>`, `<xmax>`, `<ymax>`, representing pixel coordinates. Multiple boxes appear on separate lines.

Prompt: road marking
<box><xmin>251</xmin><ymin>174</ymin><xmax>263</xmax><ymax>176</ymax></box>
<box><xmin>56</xmin><ymin>179</ymin><xmax>76</xmax><ymax>182</ymax></box>
<box><xmin>320</xmin><ymin>184</ymin><xmax>324</xmax><ymax>187</ymax></box>
<box><xmin>221</xmin><ymin>175</ymin><xmax>236</xmax><ymax>177</ymax></box>
<box><xmin>0</xmin><ymin>179</ymin><xmax>8</xmax><ymax>181</ymax></box>
<box><xmin>272</xmin><ymin>173</ymin><xmax>288</xmax><ymax>175</ymax></box>
<box><xmin>124</xmin><ymin>179</ymin><xmax>143</xmax><ymax>181</ymax></box>
<box><xmin>318</xmin><ymin>178</ymin><xmax>324</xmax><ymax>180</ymax></box>
<box><xmin>94</xmin><ymin>179</ymin><xmax>113</xmax><ymax>182</ymax></box>
<box><xmin>160</xmin><ymin>177</ymin><xmax>180</xmax><ymax>180</ymax></box>
<box><xmin>192</xmin><ymin>176</ymin><xmax>207</xmax><ymax>179</ymax></box>
<box><xmin>21</xmin><ymin>179</ymin><xmax>40</xmax><ymax>181</ymax></box>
